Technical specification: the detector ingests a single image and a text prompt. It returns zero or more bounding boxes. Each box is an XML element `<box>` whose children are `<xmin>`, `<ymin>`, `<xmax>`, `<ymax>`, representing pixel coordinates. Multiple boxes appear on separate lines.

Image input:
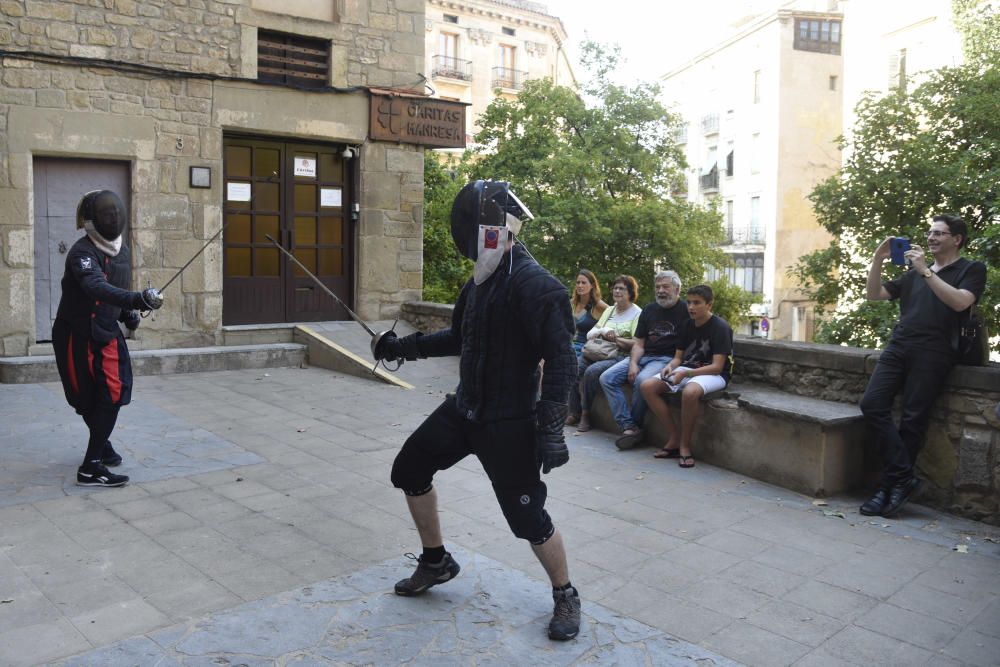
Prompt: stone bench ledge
<box><xmin>731</xmin><ymin>384</ymin><xmax>864</xmax><ymax>427</ymax></box>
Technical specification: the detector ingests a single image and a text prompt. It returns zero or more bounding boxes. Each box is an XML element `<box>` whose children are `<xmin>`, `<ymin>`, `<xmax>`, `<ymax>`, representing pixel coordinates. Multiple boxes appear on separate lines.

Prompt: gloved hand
<box><xmin>136</xmin><ymin>287</ymin><xmax>163</xmax><ymax>310</ymax></box>
<box><xmin>535</xmin><ymin>399</ymin><xmax>569</xmax><ymax>474</ymax></box>
<box><xmin>121</xmin><ymin>309</ymin><xmax>140</xmax><ymax>331</ymax></box>
<box><xmin>374</xmin><ymin>332</ymin><xmax>421</xmax><ymax>363</ymax></box>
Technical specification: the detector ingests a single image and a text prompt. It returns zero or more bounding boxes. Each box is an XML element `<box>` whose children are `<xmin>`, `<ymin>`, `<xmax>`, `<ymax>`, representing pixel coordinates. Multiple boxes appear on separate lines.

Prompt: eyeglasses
<box><xmin>926</xmin><ymin>230</ymin><xmax>953</xmax><ymax>238</ymax></box>
<box><xmin>612</xmin><ymin>286</ymin><xmax>628</xmax><ymax>291</ymax></box>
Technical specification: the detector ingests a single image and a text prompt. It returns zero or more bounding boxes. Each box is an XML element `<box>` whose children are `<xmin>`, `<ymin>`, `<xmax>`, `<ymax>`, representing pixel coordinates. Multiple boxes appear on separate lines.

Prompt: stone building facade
<box><xmin>0</xmin><ymin>0</ymin><xmax>433</xmax><ymax>355</ymax></box>
<box><xmin>423</xmin><ymin>0</ymin><xmax>574</xmax><ymax>144</ymax></box>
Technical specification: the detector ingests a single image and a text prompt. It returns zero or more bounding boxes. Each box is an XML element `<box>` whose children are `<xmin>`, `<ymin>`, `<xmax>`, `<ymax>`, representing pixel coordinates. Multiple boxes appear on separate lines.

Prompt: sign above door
<box><xmin>368</xmin><ymin>90</ymin><xmax>468</xmax><ymax>149</ymax></box>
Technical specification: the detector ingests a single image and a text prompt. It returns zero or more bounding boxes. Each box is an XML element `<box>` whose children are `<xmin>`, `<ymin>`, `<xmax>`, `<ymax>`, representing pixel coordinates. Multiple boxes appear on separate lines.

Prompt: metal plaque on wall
<box><xmin>369</xmin><ymin>91</ymin><xmax>467</xmax><ymax>149</ymax></box>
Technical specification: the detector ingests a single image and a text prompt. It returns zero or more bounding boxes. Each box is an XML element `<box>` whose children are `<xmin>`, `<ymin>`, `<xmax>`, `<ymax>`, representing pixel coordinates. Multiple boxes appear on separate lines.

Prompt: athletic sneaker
<box><xmin>76</xmin><ymin>462</ymin><xmax>129</xmax><ymax>488</ymax></box>
<box><xmin>101</xmin><ymin>441</ymin><xmax>123</xmax><ymax>467</ymax></box>
<box><xmin>393</xmin><ymin>552</ymin><xmax>460</xmax><ymax>596</ymax></box>
<box><xmin>548</xmin><ymin>586</ymin><xmax>581</xmax><ymax>640</ymax></box>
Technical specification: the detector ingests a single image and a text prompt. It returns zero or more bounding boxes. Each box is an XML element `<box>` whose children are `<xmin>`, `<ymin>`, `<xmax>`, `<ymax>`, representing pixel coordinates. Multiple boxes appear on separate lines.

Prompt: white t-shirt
<box><xmin>587</xmin><ymin>303</ymin><xmax>642</xmax><ymax>339</ymax></box>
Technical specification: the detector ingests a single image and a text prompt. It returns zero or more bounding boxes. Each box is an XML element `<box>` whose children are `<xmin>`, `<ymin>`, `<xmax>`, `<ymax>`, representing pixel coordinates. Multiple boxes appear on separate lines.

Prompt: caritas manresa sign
<box><xmin>369</xmin><ymin>91</ymin><xmax>468</xmax><ymax>149</ymax></box>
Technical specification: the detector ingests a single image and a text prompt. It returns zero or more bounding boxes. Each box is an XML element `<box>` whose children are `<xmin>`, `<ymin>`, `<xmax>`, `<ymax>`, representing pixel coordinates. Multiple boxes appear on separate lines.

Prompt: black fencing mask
<box><xmin>77</xmin><ymin>190</ymin><xmax>126</xmax><ymax>241</ymax></box>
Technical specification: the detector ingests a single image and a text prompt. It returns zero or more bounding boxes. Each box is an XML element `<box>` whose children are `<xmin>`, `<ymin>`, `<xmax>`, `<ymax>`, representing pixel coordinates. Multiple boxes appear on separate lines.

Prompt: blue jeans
<box><xmin>599</xmin><ymin>355</ymin><xmax>671</xmax><ymax>431</ymax></box>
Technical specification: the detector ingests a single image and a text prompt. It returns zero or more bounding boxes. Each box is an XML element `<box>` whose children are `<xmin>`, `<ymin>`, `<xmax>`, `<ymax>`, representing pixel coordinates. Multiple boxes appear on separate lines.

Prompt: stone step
<box><xmin>0</xmin><ymin>343</ymin><xmax>307</xmax><ymax>384</ymax></box>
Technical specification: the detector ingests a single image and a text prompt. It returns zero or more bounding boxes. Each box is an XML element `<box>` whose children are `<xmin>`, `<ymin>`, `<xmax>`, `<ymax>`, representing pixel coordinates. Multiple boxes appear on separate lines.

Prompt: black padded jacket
<box><xmin>415</xmin><ymin>243</ymin><xmax>576</xmax><ymax>422</ymax></box>
<box><xmin>55</xmin><ymin>236</ymin><xmax>140</xmax><ymax>343</ymax></box>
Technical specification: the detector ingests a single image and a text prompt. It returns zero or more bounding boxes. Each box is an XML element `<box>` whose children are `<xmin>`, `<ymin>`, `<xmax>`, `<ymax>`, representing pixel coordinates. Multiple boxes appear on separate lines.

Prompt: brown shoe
<box><xmin>576</xmin><ymin>415</ymin><xmax>591</xmax><ymax>432</ymax></box>
<box><xmin>565</xmin><ymin>414</ymin><xmax>580</xmax><ymax>426</ymax></box>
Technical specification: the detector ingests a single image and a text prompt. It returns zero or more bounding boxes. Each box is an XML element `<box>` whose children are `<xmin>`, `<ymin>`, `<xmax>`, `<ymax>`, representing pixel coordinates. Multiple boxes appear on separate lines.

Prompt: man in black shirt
<box><xmin>859</xmin><ymin>214</ymin><xmax>987</xmax><ymax>517</ymax></box>
<box><xmin>598</xmin><ymin>270</ymin><xmax>690</xmax><ymax>450</ymax></box>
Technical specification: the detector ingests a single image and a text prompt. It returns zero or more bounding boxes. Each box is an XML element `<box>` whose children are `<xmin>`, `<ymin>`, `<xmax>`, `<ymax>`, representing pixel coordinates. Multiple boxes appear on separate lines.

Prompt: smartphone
<box><xmin>889</xmin><ymin>237</ymin><xmax>911</xmax><ymax>266</ymax></box>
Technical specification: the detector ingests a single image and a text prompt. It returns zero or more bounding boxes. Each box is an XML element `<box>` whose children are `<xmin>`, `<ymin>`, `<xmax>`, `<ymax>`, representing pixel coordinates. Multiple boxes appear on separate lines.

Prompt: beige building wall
<box><xmin>423</xmin><ymin>0</ymin><xmax>575</xmax><ymax>143</ymax></box>
<box><xmin>661</xmin><ymin>5</ymin><xmax>842</xmax><ymax>342</ymax></box>
<box><xmin>0</xmin><ymin>0</ymin><xmax>426</xmax><ymax>356</ymax></box>
<box><xmin>840</xmin><ymin>0</ymin><xmax>963</xmax><ymax>149</ymax></box>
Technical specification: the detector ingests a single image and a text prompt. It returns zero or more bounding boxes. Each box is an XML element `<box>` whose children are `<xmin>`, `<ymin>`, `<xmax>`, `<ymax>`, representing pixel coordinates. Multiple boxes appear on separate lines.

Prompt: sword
<box><xmin>159</xmin><ymin>220</ymin><xmax>230</xmax><ymax>294</ymax></box>
<box><xmin>263</xmin><ymin>234</ymin><xmax>402</xmax><ymax>372</ymax></box>
<box><xmin>141</xmin><ymin>221</ymin><xmax>229</xmax><ymax>320</ymax></box>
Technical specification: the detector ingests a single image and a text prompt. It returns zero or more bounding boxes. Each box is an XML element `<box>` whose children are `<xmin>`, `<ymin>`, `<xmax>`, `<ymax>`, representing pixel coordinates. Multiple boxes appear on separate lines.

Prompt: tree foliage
<box><xmin>423</xmin><ymin>42</ymin><xmax>744</xmax><ymax>313</ymax></box>
<box><xmin>421</xmin><ymin>152</ymin><xmax>469</xmax><ymax>303</ymax></box>
<box><xmin>794</xmin><ymin>11</ymin><xmax>1000</xmax><ymax>353</ymax></box>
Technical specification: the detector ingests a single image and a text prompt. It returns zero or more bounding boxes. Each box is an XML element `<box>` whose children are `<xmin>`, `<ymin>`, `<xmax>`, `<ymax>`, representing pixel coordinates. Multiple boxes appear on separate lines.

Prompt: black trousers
<box><xmin>859</xmin><ymin>341</ymin><xmax>954</xmax><ymax>485</ymax></box>
<box><xmin>391</xmin><ymin>396</ymin><xmax>554</xmax><ymax>544</ymax></box>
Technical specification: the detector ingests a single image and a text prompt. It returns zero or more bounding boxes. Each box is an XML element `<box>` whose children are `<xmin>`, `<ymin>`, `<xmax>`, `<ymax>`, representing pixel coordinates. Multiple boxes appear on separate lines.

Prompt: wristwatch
<box><xmin>922</xmin><ymin>268</ymin><xmax>933</xmax><ymax>278</ymax></box>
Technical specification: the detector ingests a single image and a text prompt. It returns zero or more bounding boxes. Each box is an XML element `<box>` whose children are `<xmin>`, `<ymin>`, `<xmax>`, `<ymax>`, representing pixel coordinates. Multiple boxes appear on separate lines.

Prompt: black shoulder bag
<box><xmin>949</xmin><ymin>260</ymin><xmax>988</xmax><ymax>366</ymax></box>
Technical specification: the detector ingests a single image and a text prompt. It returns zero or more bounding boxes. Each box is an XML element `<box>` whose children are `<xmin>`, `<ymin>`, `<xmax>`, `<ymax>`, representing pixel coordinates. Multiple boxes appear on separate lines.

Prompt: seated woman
<box><xmin>567</xmin><ymin>275</ymin><xmax>642</xmax><ymax>431</ymax></box>
<box><xmin>570</xmin><ymin>269</ymin><xmax>608</xmax><ymax>360</ymax></box>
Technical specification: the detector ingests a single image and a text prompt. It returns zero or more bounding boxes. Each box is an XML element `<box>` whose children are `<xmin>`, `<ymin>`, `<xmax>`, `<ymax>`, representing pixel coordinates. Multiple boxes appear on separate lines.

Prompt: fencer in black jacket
<box><xmin>51</xmin><ymin>190</ymin><xmax>163</xmax><ymax>489</ymax></box>
<box><xmin>376</xmin><ymin>180</ymin><xmax>582</xmax><ymax>642</ymax></box>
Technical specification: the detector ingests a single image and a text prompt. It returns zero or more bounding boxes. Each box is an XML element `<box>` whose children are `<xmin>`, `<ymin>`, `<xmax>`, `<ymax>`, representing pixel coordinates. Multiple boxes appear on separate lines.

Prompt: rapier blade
<box><xmin>263</xmin><ymin>234</ymin><xmax>376</xmax><ymax>337</ymax></box>
<box><xmin>159</xmin><ymin>221</ymin><xmax>229</xmax><ymax>294</ymax></box>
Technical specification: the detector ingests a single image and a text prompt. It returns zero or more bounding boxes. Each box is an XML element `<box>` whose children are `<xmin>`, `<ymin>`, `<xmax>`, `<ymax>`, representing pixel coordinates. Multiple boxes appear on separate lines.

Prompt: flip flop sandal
<box><xmin>678</xmin><ymin>455</ymin><xmax>695</xmax><ymax>468</ymax></box>
<box><xmin>653</xmin><ymin>448</ymin><xmax>680</xmax><ymax>459</ymax></box>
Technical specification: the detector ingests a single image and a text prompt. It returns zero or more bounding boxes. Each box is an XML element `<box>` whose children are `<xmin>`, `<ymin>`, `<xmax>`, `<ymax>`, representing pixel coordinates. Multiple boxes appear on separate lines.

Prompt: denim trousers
<box><xmin>598</xmin><ymin>355</ymin><xmax>671</xmax><ymax>430</ymax></box>
<box><xmin>859</xmin><ymin>341</ymin><xmax>954</xmax><ymax>485</ymax></box>
<box><xmin>569</xmin><ymin>356</ymin><xmax>620</xmax><ymax>416</ymax></box>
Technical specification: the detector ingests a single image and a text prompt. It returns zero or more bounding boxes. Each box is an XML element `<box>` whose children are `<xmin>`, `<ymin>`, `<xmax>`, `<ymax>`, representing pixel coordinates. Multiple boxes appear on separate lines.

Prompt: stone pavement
<box><xmin>1</xmin><ymin>347</ymin><xmax>999</xmax><ymax>666</ymax></box>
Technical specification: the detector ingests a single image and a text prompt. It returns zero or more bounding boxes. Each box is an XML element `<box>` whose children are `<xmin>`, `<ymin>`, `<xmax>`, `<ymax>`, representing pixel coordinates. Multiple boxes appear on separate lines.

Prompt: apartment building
<box><xmin>423</xmin><ymin>0</ymin><xmax>576</xmax><ymax>145</ymax></box>
<box><xmin>661</xmin><ymin>3</ymin><xmax>843</xmax><ymax>341</ymax></box>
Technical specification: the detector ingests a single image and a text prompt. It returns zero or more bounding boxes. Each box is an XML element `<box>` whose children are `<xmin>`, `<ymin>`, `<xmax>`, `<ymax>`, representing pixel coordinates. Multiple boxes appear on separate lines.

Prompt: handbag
<box><xmin>582</xmin><ymin>337</ymin><xmax>619</xmax><ymax>362</ymax></box>
<box><xmin>950</xmin><ymin>260</ymin><xmax>989</xmax><ymax>366</ymax></box>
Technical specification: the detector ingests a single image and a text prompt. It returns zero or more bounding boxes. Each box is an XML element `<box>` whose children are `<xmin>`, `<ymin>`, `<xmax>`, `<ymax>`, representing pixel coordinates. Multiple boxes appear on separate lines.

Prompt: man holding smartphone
<box><xmin>859</xmin><ymin>214</ymin><xmax>987</xmax><ymax>517</ymax></box>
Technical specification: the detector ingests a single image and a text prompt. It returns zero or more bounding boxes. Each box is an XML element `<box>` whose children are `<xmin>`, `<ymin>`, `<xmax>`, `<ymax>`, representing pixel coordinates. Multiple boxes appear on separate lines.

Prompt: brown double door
<box><xmin>222</xmin><ymin>136</ymin><xmax>353</xmax><ymax>325</ymax></box>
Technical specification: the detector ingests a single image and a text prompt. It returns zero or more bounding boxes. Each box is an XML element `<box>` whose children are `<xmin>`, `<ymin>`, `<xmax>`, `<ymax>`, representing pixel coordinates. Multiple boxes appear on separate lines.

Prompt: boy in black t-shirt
<box><xmin>640</xmin><ymin>285</ymin><xmax>733</xmax><ymax>468</ymax></box>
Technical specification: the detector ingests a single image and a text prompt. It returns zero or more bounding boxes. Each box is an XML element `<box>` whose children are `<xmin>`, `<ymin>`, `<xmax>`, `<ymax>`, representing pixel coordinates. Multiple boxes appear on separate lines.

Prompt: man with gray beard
<box><xmin>597</xmin><ymin>271</ymin><xmax>690</xmax><ymax>450</ymax></box>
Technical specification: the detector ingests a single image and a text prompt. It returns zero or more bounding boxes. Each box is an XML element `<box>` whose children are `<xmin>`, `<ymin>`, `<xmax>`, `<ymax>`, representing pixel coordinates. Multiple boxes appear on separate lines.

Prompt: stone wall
<box><xmin>398</xmin><ymin>302</ymin><xmax>1000</xmax><ymax>523</ymax></box>
<box><xmin>731</xmin><ymin>338</ymin><xmax>1000</xmax><ymax>523</ymax></box>
<box><xmin>0</xmin><ymin>0</ymin><xmax>425</xmax><ymax>354</ymax></box>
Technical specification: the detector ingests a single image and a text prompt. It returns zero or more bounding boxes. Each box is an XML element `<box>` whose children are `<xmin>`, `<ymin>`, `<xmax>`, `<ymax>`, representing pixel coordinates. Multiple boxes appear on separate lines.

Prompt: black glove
<box><xmin>121</xmin><ymin>310</ymin><xmax>140</xmax><ymax>331</ymax></box>
<box><xmin>134</xmin><ymin>287</ymin><xmax>163</xmax><ymax>311</ymax></box>
<box><xmin>535</xmin><ymin>399</ymin><xmax>569</xmax><ymax>474</ymax></box>
<box><xmin>374</xmin><ymin>332</ymin><xmax>422</xmax><ymax>363</ymax></box>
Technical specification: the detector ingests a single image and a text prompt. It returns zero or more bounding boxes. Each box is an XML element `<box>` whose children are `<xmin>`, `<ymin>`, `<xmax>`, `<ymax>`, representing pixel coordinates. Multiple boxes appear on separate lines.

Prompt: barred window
<box><xmin>258</xmin><ymin>30</ymin><xmax>330</xmax><ymax>89</ymax></box>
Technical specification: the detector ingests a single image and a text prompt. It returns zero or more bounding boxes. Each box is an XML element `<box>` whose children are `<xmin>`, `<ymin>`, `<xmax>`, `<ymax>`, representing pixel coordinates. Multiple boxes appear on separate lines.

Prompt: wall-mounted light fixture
<box><xmin>341</xmin><ymin>146</ymin><xmax>355</xmax><ymax>160</ymax></box>
<box><xmin>190</xmin><ymin>166</ymin><xmax>212</xmax><ymax>189</ymax></box>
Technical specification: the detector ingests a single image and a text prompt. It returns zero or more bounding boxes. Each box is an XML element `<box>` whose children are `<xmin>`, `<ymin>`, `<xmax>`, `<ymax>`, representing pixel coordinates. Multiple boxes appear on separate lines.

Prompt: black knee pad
<box><xmin>496</xmin><ymin>483</ymin><xmax>553</xmax><ymax>544</ymax></box>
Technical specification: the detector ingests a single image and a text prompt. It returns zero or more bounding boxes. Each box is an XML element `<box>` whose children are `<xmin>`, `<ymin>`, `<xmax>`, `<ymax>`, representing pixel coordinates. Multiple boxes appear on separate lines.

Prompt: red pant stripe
<box><xmin>66</xmin><ymin>332</ymin><xmax>80</xmax><ymax>395</ymax></box>
<box><xmin>101</xmin><ymin>340</ymin><xmax>122</xmax><ymax>404</ymax></box>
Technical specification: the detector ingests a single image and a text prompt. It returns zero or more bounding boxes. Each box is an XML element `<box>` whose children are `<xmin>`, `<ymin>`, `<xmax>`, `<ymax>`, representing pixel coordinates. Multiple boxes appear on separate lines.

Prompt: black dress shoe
<box><xmin>882</xmin><ymin>477</ymin><xmax>921</xmax><ymax>517</ymax></box>
<box><xmin>859</xmin><ymin>488</ymin><xmax>889</xmax><ymax>516</ymax></box>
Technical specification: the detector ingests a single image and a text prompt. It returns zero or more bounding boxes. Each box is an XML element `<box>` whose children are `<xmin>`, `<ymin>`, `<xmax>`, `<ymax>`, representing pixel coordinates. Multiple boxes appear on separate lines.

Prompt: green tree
<box><xmin>421</xmin><ymin>151</ymin><xmax>469</xmax><ymax>303</ymax></box>
<box><xmin>454</xmin><ymin>42</ymin><xmax>729</xmax><ymax>306</ymax></box>
<box><xmin>794</xmin><ymin>10</ymin><xmax>1000</xmax><ymax>354</ymax></box>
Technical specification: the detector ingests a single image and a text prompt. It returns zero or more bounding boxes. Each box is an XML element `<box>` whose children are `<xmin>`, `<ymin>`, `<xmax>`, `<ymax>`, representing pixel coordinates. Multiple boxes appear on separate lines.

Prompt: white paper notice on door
<box><xmin>294</xmin><ymin>156</ymin><xmax>317</xmax><ymax>178</ymax></box>
<box><xmin>226</xmin><ymin>182</ymin><xmax>252</xmax><ymax>202</ymax></box>
<box><xmin>320</xmin><ymin>187</ymin><xmax>342</xmax><ymax>208</ymax></box>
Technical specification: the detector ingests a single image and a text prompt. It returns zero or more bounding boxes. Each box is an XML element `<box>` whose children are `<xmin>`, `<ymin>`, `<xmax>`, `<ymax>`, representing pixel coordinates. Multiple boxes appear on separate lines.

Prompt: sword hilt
<box><xmin>371</xmin><ymin>318</ymin><xmax>403</xmax><ymax>374</ymax></box>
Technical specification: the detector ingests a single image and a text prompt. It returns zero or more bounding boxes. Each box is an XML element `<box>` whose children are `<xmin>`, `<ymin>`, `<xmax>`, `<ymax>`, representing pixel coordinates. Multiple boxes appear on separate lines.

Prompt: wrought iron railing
<box><xmin>701</xmin><ymin>112</ymin><xmax>719</xmax><ymax>134</ymax></box>
<box><xmin>491</xmin><ymin>67</ymin><xmax>527</xmax><ymax>90</ymax></box>
<box><xmin>432</xmin><ymin>55</ymin><xmax>472</xmax><ymax>81</ymax></box>
<box><xmin>699</xmin><ymin>167</ymin><xmax>719</xmax><ymax>192</ymax></box>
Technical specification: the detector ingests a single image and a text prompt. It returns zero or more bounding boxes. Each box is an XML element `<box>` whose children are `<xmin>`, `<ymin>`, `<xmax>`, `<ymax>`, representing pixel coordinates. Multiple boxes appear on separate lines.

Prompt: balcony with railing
<box><xmin>432</xmin><ymin>55</ymin><xmax>473</xmax><ymax>81</ymax></box>
<box><xmin>492</xmin><ymin>67</ymin><xmax>527</xmax><ymax>90</ymax></box>
<box><xmin>727</xmin><ymin>224</ymin><xmax>765</xmax><ymax>245</ymax></box>
<box><xmin>673</xmin><ymin>125</ymin><xmax>688</xmax><ymax>144</ymax></box>
<box><xmin>701</xmin><ymin>112</ymin><xmax>719</xmax><ymax>135</ymax></box>
<box><xmin>699</xmin><ymin>165</ymin><xmax>719</xmax><ymax>192</ymax></box>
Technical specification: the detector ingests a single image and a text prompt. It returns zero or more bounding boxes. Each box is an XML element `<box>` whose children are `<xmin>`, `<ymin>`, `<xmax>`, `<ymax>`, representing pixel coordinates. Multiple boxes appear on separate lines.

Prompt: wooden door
<box><xmin>32</xmin><ymin>158</ymin><xmax>131</xmax><ymax>342</ymax></box>
<box><xmin>222</xmin><ymin>137</ymin><xmax>353</xmax><ymax>325</ymax></box>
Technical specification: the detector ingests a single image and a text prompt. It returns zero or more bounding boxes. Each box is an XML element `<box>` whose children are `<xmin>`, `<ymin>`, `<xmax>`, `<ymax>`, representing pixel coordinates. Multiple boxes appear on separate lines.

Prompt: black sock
<box><xmin>553</xmin><ymin>582</ymin><xmax>576</xmax><ymax>594</ymax></box>
<box><xmin>422</xmin><ymin>545</ymin><xmax>446</xmax><ymax>564</ymax></box>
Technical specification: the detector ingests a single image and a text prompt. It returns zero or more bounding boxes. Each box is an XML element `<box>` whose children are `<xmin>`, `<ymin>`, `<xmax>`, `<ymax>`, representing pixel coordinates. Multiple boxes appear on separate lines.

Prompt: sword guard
<box><xmin>371</xmin><ymin>319</ymin><xmax>404</xmax><ymax>373</ymax></box>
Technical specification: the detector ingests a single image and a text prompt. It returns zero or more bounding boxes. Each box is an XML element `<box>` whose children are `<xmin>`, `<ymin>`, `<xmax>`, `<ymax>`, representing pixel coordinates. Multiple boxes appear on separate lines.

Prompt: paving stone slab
<box><xmin>54</xmin><ymin>550</ymin><xmax>741</xmax><ymax>667</ymax></box>
<box><xmin>0</xmin><ymin>384</ymin><xmax>264</xmax><ymax>509</ymax></box>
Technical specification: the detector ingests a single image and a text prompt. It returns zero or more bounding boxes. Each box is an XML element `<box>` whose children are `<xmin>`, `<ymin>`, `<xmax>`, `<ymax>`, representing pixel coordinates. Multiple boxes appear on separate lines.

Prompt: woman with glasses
<box><xmin>566</xmin><ymin>275</ymin><xmax>642</xmax><ymax>431</ymax></box>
